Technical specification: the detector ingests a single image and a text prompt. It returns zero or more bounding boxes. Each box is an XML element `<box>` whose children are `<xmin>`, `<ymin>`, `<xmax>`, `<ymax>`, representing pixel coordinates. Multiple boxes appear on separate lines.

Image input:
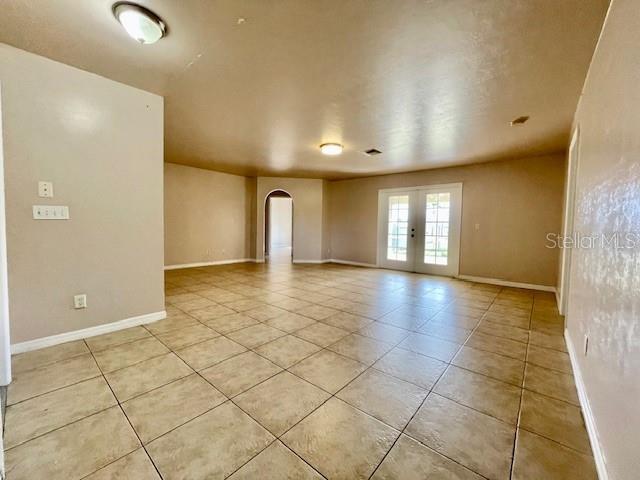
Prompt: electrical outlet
<box><xmin>584</xmin><ymin>334</ymin><xmax>589</xmax><ymax>356</ymax></box>
<box><xmin>74</xmin><ymin>294</ymin><xmax>87</xmax><ymax>309</ymax></box>
<box><xmin>38</xmin><ymin>181</ymin><xmax>54</xmax><ymax>198</ymax></box>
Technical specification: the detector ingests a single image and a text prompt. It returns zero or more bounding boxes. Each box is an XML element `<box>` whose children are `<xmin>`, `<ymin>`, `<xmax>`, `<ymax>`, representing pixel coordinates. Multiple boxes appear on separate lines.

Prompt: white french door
<box><xmin>378</xmin><ymin>183</ymin><xmax>462</xmax><ymax>276</ymax></box>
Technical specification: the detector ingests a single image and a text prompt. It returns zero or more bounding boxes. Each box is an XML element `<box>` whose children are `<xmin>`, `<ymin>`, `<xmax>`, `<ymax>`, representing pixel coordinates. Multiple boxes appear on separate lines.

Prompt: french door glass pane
<box><xmin>424</xmin><ymin>192</ymin><xmax>450</xmax><ymax>265</ymax></box>
<box><xmin>387</xmin><ymin>195</ymin><xmax>409</xmax><ymax>261</ymax></box>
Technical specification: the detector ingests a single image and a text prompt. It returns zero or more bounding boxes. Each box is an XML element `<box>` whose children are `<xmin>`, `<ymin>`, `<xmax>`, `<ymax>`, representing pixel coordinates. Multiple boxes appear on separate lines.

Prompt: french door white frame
<box><xmin>377</xmin><ymin>183</ymin><xmax>463</xmax><ymax>276</ymax></box>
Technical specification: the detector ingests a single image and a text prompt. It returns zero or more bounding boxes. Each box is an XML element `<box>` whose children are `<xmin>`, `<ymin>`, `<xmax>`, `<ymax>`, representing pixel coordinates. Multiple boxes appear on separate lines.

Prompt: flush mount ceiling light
<box><xmin>113</xmin><ymin>2</ymin><xmax>167</xmax><ymax>44</ymax></box>
<box><xmin>510</xmin><ymin>115</ymin><xmax>530</xmax><ymax>126</ymax></box>
<box><xmin>319</xmin><ymin>143</ymin><xmax>343</xmax><ymax>156</ymax></box>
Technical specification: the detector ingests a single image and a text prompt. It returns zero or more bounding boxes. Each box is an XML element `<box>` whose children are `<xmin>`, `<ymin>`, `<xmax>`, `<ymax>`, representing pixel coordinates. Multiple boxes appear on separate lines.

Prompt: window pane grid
<box><xmin>387</xmin><ymin>195</ymin><xmax>409</xmax><ymax>261</ymax></box>
<box><xmin>424</xmin><ymin>192</ymin><xmax>450</xmax><ymax>265</ymax></box>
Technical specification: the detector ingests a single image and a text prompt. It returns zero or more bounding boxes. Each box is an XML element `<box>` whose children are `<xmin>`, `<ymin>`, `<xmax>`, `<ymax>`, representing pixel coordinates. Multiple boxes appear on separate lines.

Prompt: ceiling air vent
<box><xmin>363</xmin><ymin>148</ymin><xmax>383</xmax><ymax>156</ymax></box>
<box><xmin>510</xmin><ymin>115</ymin><xmax>530</xmax><ymax>126</ymax></box>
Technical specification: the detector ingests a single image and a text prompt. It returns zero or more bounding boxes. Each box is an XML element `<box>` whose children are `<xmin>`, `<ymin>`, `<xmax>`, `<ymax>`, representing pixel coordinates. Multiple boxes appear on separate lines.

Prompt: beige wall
<box><xmin>256</xmin><ymin>177</ymin><xmax>324</xmax><ymax>262</ymax></box>
<box><xmin>328</xmin><ymin>154</ymin><xmax>565</xmax><ymax>285</ymax></box>
<box><xmin>564</xmin><ymin>1</ymin><xmax>639</xmax><ymax>478</ymax></box>
<box><xmin>164</xmin><ymin>163</ymin><xmax>254</xmax><ymax>266</ymax></box>
<box><xmin>0</xmin><ymin>44</ymin><xmax>165</xmax><ymax>344</ymax></box>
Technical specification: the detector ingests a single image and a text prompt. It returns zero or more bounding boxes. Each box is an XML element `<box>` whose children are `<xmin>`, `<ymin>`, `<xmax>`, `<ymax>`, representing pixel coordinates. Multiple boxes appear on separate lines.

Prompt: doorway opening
<box><xmin>264</xmin><ymin>190</ymin><xmax>293</xmax><ymax>264</ymax></box>
<box><xmin>377</xmin><ymin>183</ymin><xmax>463</xmax><ymax>276</ymax></box>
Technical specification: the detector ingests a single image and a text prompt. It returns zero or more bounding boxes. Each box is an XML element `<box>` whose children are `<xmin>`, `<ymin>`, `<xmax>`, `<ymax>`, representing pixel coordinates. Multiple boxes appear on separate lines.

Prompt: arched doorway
<box><xmin>264</xmin><ymin>190</ymin><xmax>293</xmax><ymax>263</ymax></box>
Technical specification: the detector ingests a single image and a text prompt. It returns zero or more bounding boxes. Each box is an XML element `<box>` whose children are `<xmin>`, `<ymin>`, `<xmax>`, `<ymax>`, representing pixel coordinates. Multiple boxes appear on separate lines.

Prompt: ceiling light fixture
<box><xmin>319</xmin><ymin>143</ymin><xmax>343</xmax><ymax>156</ymax></box>
<box><xmin>510</xmin><ymin>115</ymin><xmax>530</xmax><ymax>126</ymax></box>
<box><xmin>113</xmin><ymin>2</ymin><xmax>167</xmax><ymax>44</ymax></box>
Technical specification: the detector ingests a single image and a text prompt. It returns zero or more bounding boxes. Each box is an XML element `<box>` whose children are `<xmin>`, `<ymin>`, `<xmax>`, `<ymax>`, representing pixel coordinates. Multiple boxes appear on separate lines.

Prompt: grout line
<box><xmin>83</xmin><ymin>339</ymin><xmax>167</xmax><ymax>480</ymax></box>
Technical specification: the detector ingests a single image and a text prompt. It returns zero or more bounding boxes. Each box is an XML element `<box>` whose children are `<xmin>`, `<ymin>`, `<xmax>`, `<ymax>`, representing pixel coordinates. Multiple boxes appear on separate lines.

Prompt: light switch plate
<box><xmin>38</xmin><ymin>181</ymin><xmax>54</xmax><ymax>198</ymax></box>
<box><xmin>74</xmin><ymin>294</ymin><xmax>87</xmax><ymax>309</ymax></box>
<box><xmin>32</xmin><ymin>205</ymin><xmax>70</xmax><ymax>220</ymax></box>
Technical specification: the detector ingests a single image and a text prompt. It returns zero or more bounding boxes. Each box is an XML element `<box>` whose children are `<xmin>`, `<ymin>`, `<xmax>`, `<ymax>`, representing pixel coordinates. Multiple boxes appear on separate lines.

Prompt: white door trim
<box><xmin>0</xmin><ymin>83</ymin><xmax>11</xmax><ymax>387</ymax></box>
<box><xmin>558</xmin><ymin>126</ymin><xmax>580</xmax><ymax>315</ymax></box>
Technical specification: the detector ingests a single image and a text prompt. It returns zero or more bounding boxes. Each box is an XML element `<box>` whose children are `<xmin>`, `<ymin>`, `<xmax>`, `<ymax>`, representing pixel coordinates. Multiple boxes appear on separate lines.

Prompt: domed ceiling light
<box><xmin>319</xmin><ymin>143</ymin><xmax>343</xmax><ymax>156</ymax></box>
<box><xmin>113</xmin><ymin>2</ymin><xmax>167</xmax><ymax>44</ymax></box>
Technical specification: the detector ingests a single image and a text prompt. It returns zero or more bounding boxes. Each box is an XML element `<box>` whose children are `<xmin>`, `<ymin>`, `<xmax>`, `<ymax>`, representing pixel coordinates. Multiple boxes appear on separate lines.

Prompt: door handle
<box><xmin>411</xmin><ymin>227</ymin><xmax>415</xmax><ymax>238</ymax></box>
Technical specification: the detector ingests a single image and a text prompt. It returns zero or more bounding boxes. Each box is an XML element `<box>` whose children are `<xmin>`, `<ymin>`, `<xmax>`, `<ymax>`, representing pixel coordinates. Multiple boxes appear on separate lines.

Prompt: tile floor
<box><xmin>2</xmin><ymin>263</ymin><xmax>597</xmax><ymax>479</ymax></box>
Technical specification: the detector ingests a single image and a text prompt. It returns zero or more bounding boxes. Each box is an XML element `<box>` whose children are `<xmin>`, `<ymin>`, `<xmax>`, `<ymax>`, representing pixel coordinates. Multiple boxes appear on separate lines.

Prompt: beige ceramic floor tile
<box><xmin>295</xmin><ymin>304</ymin><xmax>339</xmax><ymax>321</ymax></box>
<box><xmin>235</xmin><ymin>371</ymin><xmax>330</xmax><ymax>436</ymax></box>
<box><xmin>144</xmin><ymin>314</ymin><xmax>200</xmax><ymax>335</ymax></box>
<box><xmin>289</xmin><ymin>350</ymin><xmax>367</xmax><ymax>393</ymax></box>
<box><xmin>5</xmin><ymin>406</ymin><xmax>140</xmax><ymax>480</ymax></box>
<box><xmin>228</xmin><ymin>441</ymin><xmax>323</xmax><ymax>479</ymax></box>
<box><xmin>166</xmin><ymin>292</ymin><xmax>202</xmax><ymax>304</ymax></box>
<box><xmin>524</xmin><ymin>363</ymin><xmax>579</xmax><ymax>405</ymax></box>
<box><xmin>357</xmin><ymin>321</ymin><xmax>410</xmax><ymax>345</ymax></box>
<box><xmin>452</xmin><ymin>346</ymin><xmax>525</xmax><ymax>386</ymax></box>
<box><xmin>173</xmin><ymin>297</ymin><xmax>219</xmax><ymax>313</ymax></box>
<box><xmin>84</xmin><ymin>448</ymin><xmax>160</xmax><ymax>479</ymax></box>
<box><xmin>512</xmin><ymin>429</ymin><xmax>597</xmax><ymax>480</ymax></box>
<box><xmin>405</xmin><ymin>393</ymin><xmax>515</xmax><ymax>480</ymax></box>
<box><xmin>327</xmin><ymin>333</ymin><xmax>394</xmax><ymax>365</ymax></box>
<box><xmin>176</xmin><ymin>336</ymin><xmax>246</xmax><ymax>370</ymax></box>
<box><xmin>104</xmin><ymin>352</ymin><xmax>193</xmax><ymax>401</ymax></box>
<box><xmin>270</xmin><ymin>296</ymin><xmax>313</xmax><ymax>310</ymax></box>
<box><xmin>205</xmin><ymin>313</ymin><xmax>260</xmax><ymax>334</ymax></box>
<box><xmin>482</xmin><ymin>312</ymin><xmax>530</xmax><ymax>329</ymax></box>
<box><xmin>123</xmin><ymin>374</ymin><xmax>226</xmax><ymax>443</ymax></box>
<box><xmin>371</xmin><ymin>434</ymin><xmax>483</xmax><ymax>480</ymax></box>
<box><xmin>253</xmin><ymin>335</ymin><xmax>321</xmax><ymax>368</ymax></box>
<box><xmin>189</xmin><ymin>304</ymin><xmax>237</xmax><ymax>321</ymax></box>
<box><xmin>155</xmin><ymin>323</ymin><xmax>219</xmax><ymax>350</ymax></box>
<box><xmin>7</xmin><ymin>353</ymin><xmax>101</xmax><ymax>405</ymax></box>
<box><xmin>244</xmin><ymin>304</ymin><xmax>288</xmax><ymax>321</ymax></box>
<box><xmin>293</xmin><ymin>322</ymin><xmax>350</xmax><ymax>347</ymax></box>
<box><xmin>528</xmin><ymin>331</ymin><xmax>567</xmax><ymax>352</ymax></box>
<box><xmin>226</xmin><ymin>323</ymin><xmax>287</xmax><ymax>348</ymax></box>
<box><xmin>465</xmin><ymin>331</ymin><xmax>527</xmax><ymax>360</ymax></box>
<box><xmin>200</xmin><ymin>351</ymin><xmax>282</xmax><ymax>397</ymax></box>
<box><xmin>147</xmin><ymin>402</ymin><xmax>274</xmax><ymax>479</ymax></box>
<box><xmin>322</xmin><ymin>312</ymin><xmax>373</xmax><ymax>332</ymax></box>
<box><xmin>377</xmin><ymin>310</ymin><xmax>429</xmax><ymax>331</ymax></box>
<box><xmin>399</xmin><ymin>333</ymin><xmax>461</xmax><ymax>362</ymax></box>
<box><xmin>430</xmin><ymin>311</ymin><xmax>481</xmax><ymax>330</ymax></box>
<box><xmin>337</xmin><ymin>369</ymin><xmax>427</xmax><ymax>429</ymax></box>
<box><xmin>85</xmin><ymin>327</ymin><xmax>151</xmax><ymax>352</ymax></box>
<box><xmin>11</xmin><ymin>340</ymin><xmax>89</xmax><ymax>374</ymax></box>
<box><xmin>519</xmin><ymin>390</ymin><xmax>591</xmax><ymax>454</ymax></box>
<box><xmin>4</xmin><ymin>377</ymin><xmax>116</xmax><ymax>449</ymax></box>
<box><xmin>372</xmin><ymin>347</ymin><xmax>447</xmax><ymax>390</ymax></box>
<box><xmin>282</xmin><ymin>397</ymin><xmax>399</xmax><ymax>480</ymax></box>
<box><xmin>265</xmin><ymin>312</ymin><xmax>316</xmax><ymax>333</ymax></box>
<box><xmin>93</xmin><ymin>337</ymin><xmax>169</xmax><ymax>373</ymax></box>
<box><xmin>476</xmin><ymin>321</ymin><xmax>530</xmax><ymax>343</ymax></box>
<box><xmin>223</xmin><ymin>298</ymin><xmax>266</xmax><ymax>312</ymax></box>
<box><xmin>417</xmin><ymin>321</ymin><xmax>472</xmax><ymax>344</ymax></box>
<box><xmin>434</xmin><ymin>365</ymin><xmax>522</xmax><ymax>424</ymax></box>
<box><xmin>527</xmin><ymin>345</ymin><xmax>573</xmax><ymax>374</ymax></box>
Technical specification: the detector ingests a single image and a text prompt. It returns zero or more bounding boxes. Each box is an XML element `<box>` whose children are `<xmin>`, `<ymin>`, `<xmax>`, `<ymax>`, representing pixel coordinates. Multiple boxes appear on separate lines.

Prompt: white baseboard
<box><xmin>555</xmin><ymin>288</ymin><xmax>563</xmax><ymax>314</ymax></box>
<box><xmin>292</xmin><ymin>259</ymin><xmax>329</xmax><ymax>264</ymax></box>
<box><xmin>164</xmin><ymin>259</ymin><xmax>257</xmax><ymax>270</ymax></box>
<box><xmin>10</xmin><ymin>310</ymin><xmax>167</xmax><ymax>355</ymax></box>
<box><xmin>565</xmin><ymin>330</ymin><xmax>609</xmax><ymax>480</ymax></box>
<box><xmin>456</xmin><ymin>274</ymin><xmax>556</xmax><ymax>292</ymax></box>
<box><xmin>328</xmin><ymin>259</ymin><xmax>378</xmax><ymax>268</ymax></box>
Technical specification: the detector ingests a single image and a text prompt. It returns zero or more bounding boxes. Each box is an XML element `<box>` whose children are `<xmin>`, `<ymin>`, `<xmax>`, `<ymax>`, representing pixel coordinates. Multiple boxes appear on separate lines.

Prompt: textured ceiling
<box><xmin>0</xmin><ymin>0</ymin><xmax>609</xmax><ymax>178</ymax></box>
